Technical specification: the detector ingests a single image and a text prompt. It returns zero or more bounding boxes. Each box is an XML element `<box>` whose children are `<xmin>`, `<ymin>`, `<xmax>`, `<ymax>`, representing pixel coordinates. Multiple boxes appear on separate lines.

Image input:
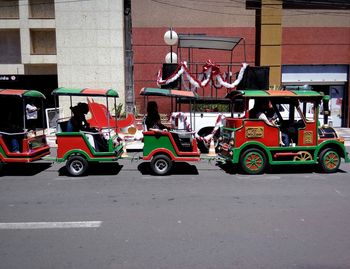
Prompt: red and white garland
<box><xmin>171</xmin><ymin>112</ymin><xmax>192</xmax><ymax>131</ymax></box>
<box><xmin>170</xmin><ymin>112</ymin><xmax>226</xmax><ymax>143</ymax></box>
<box><xmin>157</xmin><ymin>60</ymin><xmax>248</xmax><ymax>90</ymax></box>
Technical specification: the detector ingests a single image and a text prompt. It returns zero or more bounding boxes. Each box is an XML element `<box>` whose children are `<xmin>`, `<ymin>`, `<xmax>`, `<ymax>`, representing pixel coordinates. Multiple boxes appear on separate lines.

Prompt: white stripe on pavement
<box><xmin>0</xmin><ymin>221</ymin><xmax>102</xmax><ymax>229</ymax></box>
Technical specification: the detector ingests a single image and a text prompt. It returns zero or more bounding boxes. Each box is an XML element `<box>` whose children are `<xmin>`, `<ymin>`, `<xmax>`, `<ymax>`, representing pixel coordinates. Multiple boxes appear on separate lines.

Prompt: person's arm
<box><xmin>258</xmin><ymin>112</ymin><xmax>274</xmax><ymax>126</ymax></box>
<box><xmin>26</xmin><ymin>104</ymin><xmax>39</xmax><ymax>112</ymax></box>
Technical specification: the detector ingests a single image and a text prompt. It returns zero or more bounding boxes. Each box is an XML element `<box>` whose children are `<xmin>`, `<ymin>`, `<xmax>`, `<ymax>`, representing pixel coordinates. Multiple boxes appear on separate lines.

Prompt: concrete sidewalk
<box><xmin>335</xmin><ymin>128</ymin><xmax>350</xmax><ymax>146</ymax></box>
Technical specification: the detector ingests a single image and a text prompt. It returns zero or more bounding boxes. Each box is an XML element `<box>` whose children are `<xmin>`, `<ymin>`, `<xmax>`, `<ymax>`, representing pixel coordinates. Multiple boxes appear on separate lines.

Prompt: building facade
<box><xmin>0</xmin><ymin>0</ymin><xmax>125</xmax><ymax>115</ymax></box>
<box><xmin>132</xmin><ymin>0</ymin><xmax>350</xmax><ymax>127</ymax></box>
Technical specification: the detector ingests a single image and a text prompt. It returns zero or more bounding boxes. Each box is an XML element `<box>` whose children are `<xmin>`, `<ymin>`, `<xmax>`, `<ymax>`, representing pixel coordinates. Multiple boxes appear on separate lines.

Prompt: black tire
<box><xmin>150</xmin><ymin>154</ymin><xmax>173</xmax><ymax>175</ymax></box>
<box><xmin>66</xmin><ymin>155</ymin><xmax>88</xmax><ymax>177</ymax></box>
<box><xmin>240</xmin><ymin>148</ymin><xmax>267</xmax><ymax>175</ymax></box>
<box><xmin>318</xmin><ymin>148</ymin><xmax>340</xmax><ymax>173</ymax></box>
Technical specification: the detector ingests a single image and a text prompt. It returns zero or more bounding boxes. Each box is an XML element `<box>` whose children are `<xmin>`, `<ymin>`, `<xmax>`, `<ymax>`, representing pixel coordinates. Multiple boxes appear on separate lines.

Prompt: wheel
<box><xmin>318</xmin><ymin>148</ymin><xmax>340</xmax><ymax>173</ymax></box>
<box><xmin>151</xmin><ymin>154</ymin><xmax>173</xmax><ymax>175</ymax></box>
<box><xmin>66</xmin><ymin>155</ymin><xmax>88</xmax><ymax>176</ymax></box>
<box><xmin>240</xmin><ymin>148</ymin><xmax>267</xmax><ymax>175</ymax></box>
<box><xmin>294</xmin><ymin>151</ymin><xmax>313</xmax><ymax>161</ymax></box>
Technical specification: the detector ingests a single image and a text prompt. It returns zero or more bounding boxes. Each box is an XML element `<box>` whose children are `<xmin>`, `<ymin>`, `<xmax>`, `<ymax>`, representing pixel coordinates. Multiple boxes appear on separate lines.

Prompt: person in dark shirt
<box><xmin>66</xmin><ymin>102</ymin><xmax>90</xmax><ymax>132</ymax></box>
<box><xmin>144</xmin><ymin>101</ymin><xmax>169</xmax><ymax>132</ymax></box>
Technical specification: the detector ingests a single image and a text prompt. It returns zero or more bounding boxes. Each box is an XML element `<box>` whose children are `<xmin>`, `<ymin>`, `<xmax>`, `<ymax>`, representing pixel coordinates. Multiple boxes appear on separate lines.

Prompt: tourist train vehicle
<box><xmin>217</xmin><ymin>90</ymin><xmax>350</xmax><ymax>174</ymax></box>
<box><xmin>0</xmin><ymin>32</ymin><xmax>349</xmax><ymax>176</ymax></box>
<box><xmin>0</xmin><ymin>89</ymin><xmax>50</xmax><ymax>171</ymax></box>
<box><xmin>140</xmin><ymin>87</ymin><xmax>202</xmax><ymax>175</ymax></box>
<box><xmin>0</xmin><ymin>86</ymin><xmax>349</xmax><ymax>176</ymax></box>
<box><xmin>51</xmin><ymin>87</ymin><xmax>124</xmax><ymax>176</ymax></box>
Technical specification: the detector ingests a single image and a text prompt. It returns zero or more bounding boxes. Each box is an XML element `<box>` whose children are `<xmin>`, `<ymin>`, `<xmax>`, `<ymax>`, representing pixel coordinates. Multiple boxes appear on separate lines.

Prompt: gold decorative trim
<box><xmin>246</xmin><ymin>127</ymin><xmax>264</xmax><ymax>138</ymax></box>
<box><xmin>304</xmin><ymin>131</ymin><xmax>313</xmax><ymax>144</ymax></box>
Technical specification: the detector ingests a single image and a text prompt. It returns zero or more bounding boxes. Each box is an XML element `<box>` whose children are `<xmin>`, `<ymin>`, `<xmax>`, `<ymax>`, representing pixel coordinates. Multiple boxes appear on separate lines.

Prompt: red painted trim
<box><xmin>143</xmin><ymin>131</ymin><xmax>200</xmax><ymax>157</ymax></box>
<box><xmin>267</xmin><ymin>90</ymin><xmax>296</xmax><ymax>96</ymax></box>
<box><xmin>297</xmin><ymin>122</ymin><xmax>317</xmax><ymax>146</ymax></box>
<box><xmin>57</xmin><ymin>134</ymin><xmax>115</xmax><ymax>160</ymax></box>
<box><xmin>274</xmin><ymin>152</ymin><xmax>299</xmax><ymax>158</ymax></box>
<box><xmin>0</xmin><ymin>136</ymin><xmax>49</xmax><ymax>160</ymax></box>
<box><xmin>2</xmin><ymin>150</ymin><xmax>50</xmax><ymax>163</ymax></box>
<box><xmin>57</xmin><ymin>135</ymin><xmax>94</xmax><ymax>159</ymax></box>
<box><xmin>82</xmin><ymin>88</ymin><xmax>108</xmax><ymax>95</ymax></box>
<box><xmin>0</xmin><ymin>89</ymin><xmax>26</xmax><ymax>95</ymax></box>
<box><xmin>143</xmin><ymin>148</ymin><xmax>200</xmax><ymax>162</ymax></box>
<box><xmin>235</xmin><ymin>120</ymin><xmax>280</xmax><ymax>148</ymax></box>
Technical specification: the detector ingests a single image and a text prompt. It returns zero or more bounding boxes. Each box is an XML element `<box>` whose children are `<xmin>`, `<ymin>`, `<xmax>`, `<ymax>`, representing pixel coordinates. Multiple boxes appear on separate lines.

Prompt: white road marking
<box><xmin>0</xmin><ymin>221</ymin><xmax>102</xmax><ymax>229</ymax></box>
<box><xmin>334</xmin><ymin>189</ymin><xmax>346</xmax><ymax>197</ymax></box>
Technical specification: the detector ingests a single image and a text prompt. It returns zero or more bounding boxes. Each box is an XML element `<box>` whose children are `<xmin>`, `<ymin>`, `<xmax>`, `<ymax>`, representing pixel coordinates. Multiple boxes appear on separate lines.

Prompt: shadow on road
<box><xmin>218</xmin><ymin>162</ymin><xmax>347</xmax><ymax>175</ymax></box>
<box><xmin>0</xmin><ymin>162</ymin><xmax>52</xmax><ymax>176</ymax></box>
<box><xmin>138</xmin><ymin>162</ymin><xmax>199</xmax><ymax>176</ymax></box>
<box><xmin>58</xmin><ymin>162</ymin><xmax>123</xmax><ymax>177</ymax></box>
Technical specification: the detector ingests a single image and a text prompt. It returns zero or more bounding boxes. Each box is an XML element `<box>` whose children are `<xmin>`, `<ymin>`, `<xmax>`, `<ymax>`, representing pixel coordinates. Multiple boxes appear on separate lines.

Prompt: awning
<box><xmin>282</xmin><ymin>65</ymin><xmax>348</xmax><ymax>85</ymax></box>
<box><xmin>140</xmin><ymin>87</ymin><xmax>198</xmax><ymax>99</ymax></box>
<box><xmin>52</xmin><ymin>87</ymin><xmax>119</xmax><ymax>97</ymax></box>
<box><xmin>0</xmin><ymin>89</ymin><xmax>46</xmax><ymax>99</ymax></box>
<box><xmin>178</xmin><ymin>35</ymin><xmax>243</xmax><ymax>51</ymax></box>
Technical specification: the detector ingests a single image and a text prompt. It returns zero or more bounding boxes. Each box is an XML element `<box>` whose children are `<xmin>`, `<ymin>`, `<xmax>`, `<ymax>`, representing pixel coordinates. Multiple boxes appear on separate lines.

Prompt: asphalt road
<box><xmin>1</xmin><ymin>154</ymin><xmax>350</xmax><ymax>269</ymax></box>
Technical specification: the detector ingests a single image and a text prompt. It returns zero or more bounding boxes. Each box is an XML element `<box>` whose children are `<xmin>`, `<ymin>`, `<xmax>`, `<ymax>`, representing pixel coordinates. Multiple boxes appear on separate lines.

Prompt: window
<box><xmin>30</xmin><ymin>29</ymin><xmax>56</xmax><ymax>55</ymax></box>
<box><xmin>29</xmin><ymin>0</ymin><xmax>55</xmax><ymax>19</ymax></box>
<box><xmin>0</xmin><ymin>29</ymin><xmax>21</xmax><ymax>63</ymax></box>
<box><xmin>0</xmin><ymin>0</ymin><xmax>19</xmax><ymax>19</ymax></box>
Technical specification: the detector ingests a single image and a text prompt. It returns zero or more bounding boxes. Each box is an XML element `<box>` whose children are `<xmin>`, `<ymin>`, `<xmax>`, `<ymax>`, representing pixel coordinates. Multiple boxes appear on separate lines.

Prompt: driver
<box><xmin>250</xmin><ymin>99</ymin><xmax>289</xmax><ymax>146</ymax></box>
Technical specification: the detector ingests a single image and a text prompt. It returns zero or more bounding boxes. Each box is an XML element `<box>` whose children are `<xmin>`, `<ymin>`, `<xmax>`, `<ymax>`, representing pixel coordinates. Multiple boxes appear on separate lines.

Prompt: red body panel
<box><xmin>297</xmin><ymin>121</ymin><xmax>318</xmax><ymax>146</ymax></box>
<box><xmin>0</xmin><ymin>136</ymin><xmax>50</xmax><ymax>163</ymax></box>
<box><xmin>235</xmin><ymin>120</ymin><xmax>280</xmax><ymax>147</ymax></box>
<box><xmin>143</xmin><ymin>131</ymin><xmax>200</xmax><ymax>161</ymax></box>
<box><xmin>56</xmin><ymin>135</ymin><xmax>112</xmax><ymax>159</ymax></box>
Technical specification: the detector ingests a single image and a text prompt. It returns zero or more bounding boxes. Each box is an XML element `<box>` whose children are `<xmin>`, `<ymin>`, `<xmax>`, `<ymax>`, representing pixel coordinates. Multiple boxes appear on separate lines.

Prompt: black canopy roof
<box><xmin>178</xmin><ymin>35</ymin><xmax>243</xmax><ymax>51</ymax></box>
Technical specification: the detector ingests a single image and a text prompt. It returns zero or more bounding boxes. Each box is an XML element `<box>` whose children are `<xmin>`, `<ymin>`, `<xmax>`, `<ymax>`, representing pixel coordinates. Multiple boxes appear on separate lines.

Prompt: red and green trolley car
<box><xmin>52</xmin><ymin>87</ymin><xmax>124</xmax><ymax>176</ymax></box>
<box><xmin>140</xmin><ymin>87</ymin><xmax>201</xmax><ymax>175</ymax></box>
<box><xmin>218</xmin><ymin>89</ymin><xmax>350</xmax><ymax>174</ymax></box>
<box><xmin>0</xmin><ymin>89</ymin><xmax>50</xmax><ymax>172</ymax></box>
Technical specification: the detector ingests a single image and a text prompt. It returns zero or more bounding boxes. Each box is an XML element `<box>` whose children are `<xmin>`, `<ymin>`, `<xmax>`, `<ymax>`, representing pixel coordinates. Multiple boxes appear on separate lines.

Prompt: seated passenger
<box><xmin>144</xmin><ymin>101</ymin><xmax>169</xmax><ymax>132</ymax></box>
<box><xmin>250</xmin><ymin>99</ymin><xmax>289</xmax><ymax>146</ymax></box>
<box><xmin>67</xmin><ymin>103</ymin><xmax>107</xmax><ymax>151</ymax></box>
<box><xmin>67</xmin><ymin>102</ymin><xmax>90</xmax><ymax>132</ymax></box>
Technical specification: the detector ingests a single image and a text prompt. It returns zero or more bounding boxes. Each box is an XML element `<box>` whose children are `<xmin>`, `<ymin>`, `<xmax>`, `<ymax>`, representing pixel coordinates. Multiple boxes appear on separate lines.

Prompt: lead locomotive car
<box><xmin>218</xmin><ymin>89</ymin><xmax>349</xmax><ymax>174</ymax></box>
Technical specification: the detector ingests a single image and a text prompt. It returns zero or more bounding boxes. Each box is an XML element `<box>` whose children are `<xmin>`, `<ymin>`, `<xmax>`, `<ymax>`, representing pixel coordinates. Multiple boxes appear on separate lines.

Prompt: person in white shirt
<box><xmin>250</xmin><ymin>99</ymin><xmax>289</xmax><ymax>146</ymax></box>
<box><xmin>26</xmin><ymin>99</ymin><xmax>39</xmax><ymax>131</ymax></box>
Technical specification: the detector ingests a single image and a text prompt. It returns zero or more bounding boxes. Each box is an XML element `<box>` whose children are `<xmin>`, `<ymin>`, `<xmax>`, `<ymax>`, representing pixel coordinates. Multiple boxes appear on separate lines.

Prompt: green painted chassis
<box><xmin>55</xmin><ymin>131</ymin><xmax>124</xmax><ymax>163</ymax></box>
<box><xmin>219</xmin><ymin>126</ymin><xmax>350</xmax><ymax>166</ymax></box>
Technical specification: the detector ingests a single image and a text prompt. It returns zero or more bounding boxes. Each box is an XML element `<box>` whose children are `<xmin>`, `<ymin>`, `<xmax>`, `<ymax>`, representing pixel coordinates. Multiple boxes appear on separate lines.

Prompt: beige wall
<box><xmin>55</xmin><ymin>0</ymin><xmax>125</xmax><ymax>110</ymax></box>
<box><xmin>283</xmin><ymin>9</ymin><xmax>350</xmax><ymax>27</ymax></box>
<box><xmin>133</xmin><ymin>0</ymin><xmax>255</xmax><ymax>27</ymax></box>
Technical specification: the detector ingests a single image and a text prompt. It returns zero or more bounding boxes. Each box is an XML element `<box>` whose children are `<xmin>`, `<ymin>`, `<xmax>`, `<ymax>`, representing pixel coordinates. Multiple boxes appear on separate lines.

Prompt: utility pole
<box><xmin>124</xmin><ymin>0</ymin><xmax>134</xmax><ymax>114</ymax></box>
<box><xmin>256</xmin><ymin>0</ymin><xmax>282</xmax><ymax>87</ymax></box>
